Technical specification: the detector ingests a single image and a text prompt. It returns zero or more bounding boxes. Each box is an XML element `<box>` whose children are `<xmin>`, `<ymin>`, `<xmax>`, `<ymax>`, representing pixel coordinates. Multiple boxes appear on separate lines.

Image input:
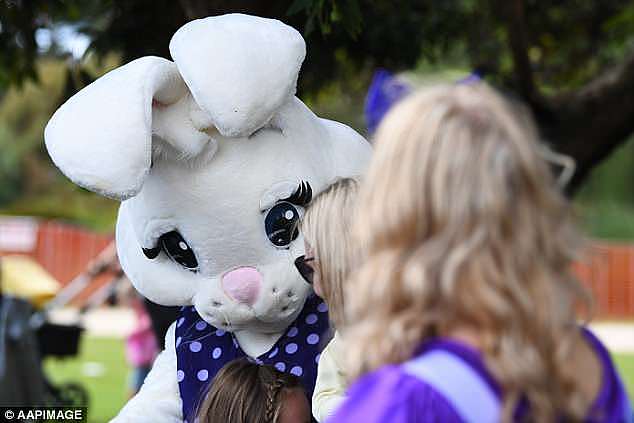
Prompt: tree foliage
<box><xmin>1</xmin><ymin>0</ymin><xmax>634</xmax><ymax>191</ymax></box>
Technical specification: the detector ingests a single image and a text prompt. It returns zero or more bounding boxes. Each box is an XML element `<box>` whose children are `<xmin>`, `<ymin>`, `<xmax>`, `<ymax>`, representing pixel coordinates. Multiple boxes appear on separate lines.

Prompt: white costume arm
<box><xmin>110</xmin><ymin>322</ymin><xmax>182</xmax><ymax>423</ymax></box>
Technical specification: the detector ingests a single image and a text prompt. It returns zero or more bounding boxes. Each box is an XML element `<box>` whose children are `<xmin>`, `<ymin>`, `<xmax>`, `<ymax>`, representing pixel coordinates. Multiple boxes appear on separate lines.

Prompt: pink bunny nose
<box><xmin>221</xmin><ymin>267</ymin><xmax>262</xmax><ymax>306</ymax></box>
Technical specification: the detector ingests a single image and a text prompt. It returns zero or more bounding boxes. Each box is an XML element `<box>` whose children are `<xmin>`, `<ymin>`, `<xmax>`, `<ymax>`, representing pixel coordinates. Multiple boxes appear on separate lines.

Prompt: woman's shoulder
<box><xmin>324</xmin><ymin>332</ymin><xmax>346</xmax><ymax>369</ymax></box>
<box><xmin>328</xmin><ymin>364</ymin><xmax>463</xmax><ymax>423</ymax></box>
<box><xmin>580</xmin><ymin>327</ymin><xmax>632</xmax><ymax>421</ymax></box>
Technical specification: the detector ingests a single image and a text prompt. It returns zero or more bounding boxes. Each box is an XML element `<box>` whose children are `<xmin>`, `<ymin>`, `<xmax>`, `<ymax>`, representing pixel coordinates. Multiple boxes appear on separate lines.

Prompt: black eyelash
<box><xmin>143</xmin><ymin>246</ymin><xmax>160</xmax><ymax>259</ymax></box>
<box><xmin>282</xmin><ymin>181</ymin><xmax>312</xmax><ymax>206</ymax></box>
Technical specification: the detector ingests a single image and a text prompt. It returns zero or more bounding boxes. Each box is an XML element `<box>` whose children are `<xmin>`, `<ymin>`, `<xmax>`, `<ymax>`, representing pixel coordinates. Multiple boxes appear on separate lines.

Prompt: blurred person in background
<box><xmin>117</xmin><ymin>280</ymin><xmax>157</xmax><ymax>397</ymax></box>
<box><xmin>86</xmin><ymin>242</ymin><xmax>179</xmax><ymax>350</ymax></box>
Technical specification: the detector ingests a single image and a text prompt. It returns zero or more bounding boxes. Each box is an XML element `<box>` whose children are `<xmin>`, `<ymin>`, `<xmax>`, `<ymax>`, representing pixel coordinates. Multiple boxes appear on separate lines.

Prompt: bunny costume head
<box><xmin>45</xmin><ymin>11</ymin><xmax>369</xmax><ymax>385</ymax></box>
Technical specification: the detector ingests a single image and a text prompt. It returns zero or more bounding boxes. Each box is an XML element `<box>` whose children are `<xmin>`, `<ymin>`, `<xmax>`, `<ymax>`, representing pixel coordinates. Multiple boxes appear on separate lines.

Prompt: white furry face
<box><xmin>115</xmin><ymin>102</ymin><xmax>369</xmax><ymax>333</ymax></box>
<box><xmin>44</xmin><ymin>15</ymin><xmax>372</xmax><ymax>339</ymax></box>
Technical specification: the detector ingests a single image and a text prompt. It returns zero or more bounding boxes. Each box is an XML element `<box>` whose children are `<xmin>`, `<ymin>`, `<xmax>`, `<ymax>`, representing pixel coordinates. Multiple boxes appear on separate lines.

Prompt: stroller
<box><xmin>0</xmin><ymin>255</ymin><xmax>88</xmax><ymax>409</ymax></box>
<box><xmin>33</xmin><ymin>311</ymin><xmax>88</xmax><ymax>408</ymax></box>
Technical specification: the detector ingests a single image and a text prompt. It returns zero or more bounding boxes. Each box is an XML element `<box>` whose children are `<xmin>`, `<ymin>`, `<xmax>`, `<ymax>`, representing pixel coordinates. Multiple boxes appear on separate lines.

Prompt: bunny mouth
<box><xmin>195</xmin><ymin>292</ymin><xmax>303</xmax><ymax>331</ymax></box>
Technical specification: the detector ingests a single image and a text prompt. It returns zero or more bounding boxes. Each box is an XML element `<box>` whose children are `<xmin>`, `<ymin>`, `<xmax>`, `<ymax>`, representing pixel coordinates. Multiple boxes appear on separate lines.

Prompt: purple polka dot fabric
<box><xmin>175</xmin><ymin>294</ymin><xmax>329</xmax><ymax>423</ymax></box>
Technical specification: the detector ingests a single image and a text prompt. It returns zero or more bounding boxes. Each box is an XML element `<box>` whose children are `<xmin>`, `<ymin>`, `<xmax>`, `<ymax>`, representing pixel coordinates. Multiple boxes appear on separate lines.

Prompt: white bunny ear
<box><xmin>44</xmin><ymin>56</ymin><xmax>189</xmax><ymax>200</ymax></box>
<box><xmin>169</xmin><ymin>13</ymin><xmax>306</xmax><ymax>137</ymax></box>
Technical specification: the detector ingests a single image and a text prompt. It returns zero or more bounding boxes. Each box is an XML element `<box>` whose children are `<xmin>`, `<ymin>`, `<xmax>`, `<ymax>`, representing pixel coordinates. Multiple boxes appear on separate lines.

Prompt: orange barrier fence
<box><xmin>574</xmin><ymin>242</ymin><xmax>634</xmax><ymax>319</ymax></box>
<box><xmin>0</xmin><ymin>216</ymin><xmax>112</xmax><ymax>286</ymax></box>
<box><xmin>32</xmin><ymin>221</ymin><xmax>113</xmax><ymax>285</ymax></box>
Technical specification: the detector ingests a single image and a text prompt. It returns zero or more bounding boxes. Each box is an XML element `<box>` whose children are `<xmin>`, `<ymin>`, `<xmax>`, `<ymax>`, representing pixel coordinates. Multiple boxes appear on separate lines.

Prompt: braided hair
<box><xmin>196</xmin><ymin>358</ymin><xmax>306</xmax><ymax>423</ymax></box>
<box><xmin>261</xmin><ymin>366</ymin><xmax>292</xmax><ymax>422</ymax></box>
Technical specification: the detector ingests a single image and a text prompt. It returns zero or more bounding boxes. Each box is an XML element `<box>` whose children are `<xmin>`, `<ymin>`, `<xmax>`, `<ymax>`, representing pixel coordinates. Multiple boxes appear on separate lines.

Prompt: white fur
<box><xmin>44</xmin><ymin>14</ymin><xmax>371</xmax><ymax>422</ymax></box>
<box><xmin>170</xmin><ymin>14</ymin><xmax>306</xmax><ymax>138</ymax></box>
<box><xmin>44</xmin><ymin>56</ymin><xmax>213</xmax><ymax>200</ymax></box>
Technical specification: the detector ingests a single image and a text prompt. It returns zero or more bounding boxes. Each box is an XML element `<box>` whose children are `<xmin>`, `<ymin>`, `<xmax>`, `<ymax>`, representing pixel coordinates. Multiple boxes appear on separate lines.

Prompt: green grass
<box><xmin>575</xmin><ymin>202</ymin><xmax>634</xmax><ymax>241</ymax></box>
<box><xmin>44</xmin><ymin>337</ymin><xmax>634</xmax><ymax>422</ymax></box>
<box><xmin>574</xmin><ymin>136</ymin><xmax>634</xmax><ymax>241</ymax></box>
<box><xmin>614</xmin><ymin>354</ymin><xmax>634</xmax><ymax>399</ymax></box>
<box><xmin>44</xmin><ymin>337</ymin><xmax>128</xmax><ymax>423</ymax></box>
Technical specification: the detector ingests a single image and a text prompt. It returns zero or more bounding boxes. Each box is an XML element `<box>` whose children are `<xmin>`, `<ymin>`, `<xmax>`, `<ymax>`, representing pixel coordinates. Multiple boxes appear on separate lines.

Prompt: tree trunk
<box><xmin>498</xmin><ymin>0</ymin><xmax>634</xmax><ymax>193</ymax></box>
<box><xmin>541</xmin><ymin>51</ymin><xmax>634</xmax><ymax>192</ymax></box>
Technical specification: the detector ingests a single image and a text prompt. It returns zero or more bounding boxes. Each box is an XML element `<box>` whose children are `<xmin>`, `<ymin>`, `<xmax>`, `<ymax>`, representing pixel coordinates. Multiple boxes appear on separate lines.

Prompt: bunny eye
<box><xmin>159</xmin><ymin>231</ymin><xmax>198</xmax><ymax>271</ymax></box>
<box><xmin>264</xmin><ymin>202</ymin><xmax>301</xmax><ymax>248</ymax></box>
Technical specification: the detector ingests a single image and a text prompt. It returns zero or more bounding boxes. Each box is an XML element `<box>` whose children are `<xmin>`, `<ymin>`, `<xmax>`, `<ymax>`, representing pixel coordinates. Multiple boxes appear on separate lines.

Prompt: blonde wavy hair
<box><xmin>345</xmin><ymin>84</ymin><xmax>591</xmax><ymax>421</ymax></box>
<box><xmin>301</xmin><ymin>178</ymin><xmax>359</xmax><ymax>329</ymax></box>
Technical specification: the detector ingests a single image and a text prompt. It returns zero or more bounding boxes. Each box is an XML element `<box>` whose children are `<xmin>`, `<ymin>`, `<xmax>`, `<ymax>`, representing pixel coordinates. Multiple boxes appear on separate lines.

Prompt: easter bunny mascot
<box><xmin>44</xmin><ymin>13</ymin><xmax>371</xmax><ymax>423</ymax></box>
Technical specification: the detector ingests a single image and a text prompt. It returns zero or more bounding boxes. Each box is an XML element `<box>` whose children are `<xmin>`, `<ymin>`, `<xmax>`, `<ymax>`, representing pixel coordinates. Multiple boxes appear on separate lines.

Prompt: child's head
<box><xmin>197</xmin><ymin>358</ymin><xmax>310</xmax><ymax>423</ymax></box>
<box><xmin>299</xmin><ymin>177</ymin><xmax>359</xmax><ymax>329</ymax></box>
<box><xmin>346</xmin><ymin>83</ymin><xmax>589</xmax><ymax>419</ymax></box>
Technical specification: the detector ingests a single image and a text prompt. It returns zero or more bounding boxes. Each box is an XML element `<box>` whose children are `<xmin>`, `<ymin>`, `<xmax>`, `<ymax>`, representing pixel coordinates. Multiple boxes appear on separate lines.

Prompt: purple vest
<box><xmin>175</xmin><ymin>294</ymin><xmax>329</xmax><ymax>423</ymax></box>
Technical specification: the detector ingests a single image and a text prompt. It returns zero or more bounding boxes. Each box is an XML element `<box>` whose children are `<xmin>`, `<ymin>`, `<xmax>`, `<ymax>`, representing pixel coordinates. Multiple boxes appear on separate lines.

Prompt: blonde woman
<box><xmin>330</xmin><ymin>84</ymin><xmax>632</xmax><ymax>422</ymax></box>
<box><xmin>294</xmin><ymin>178</ymin><xmax>358</xmax><ymax>421</ymax></box>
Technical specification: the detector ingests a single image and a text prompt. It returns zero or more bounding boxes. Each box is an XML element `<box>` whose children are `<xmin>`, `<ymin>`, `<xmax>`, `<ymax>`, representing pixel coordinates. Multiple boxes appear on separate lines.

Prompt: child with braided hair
<box><xmin>196</xmin><ymin>358</ymin><xmax>311</xmax><ymax>423</ymax></box>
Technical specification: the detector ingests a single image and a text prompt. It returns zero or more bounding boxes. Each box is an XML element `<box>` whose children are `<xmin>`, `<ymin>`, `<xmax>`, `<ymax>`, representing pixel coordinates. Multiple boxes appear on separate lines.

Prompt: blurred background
<box><xmin>0</xmin><ymin>1</ymin><xmax>632</xmax><ymax>421</ymax></box>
